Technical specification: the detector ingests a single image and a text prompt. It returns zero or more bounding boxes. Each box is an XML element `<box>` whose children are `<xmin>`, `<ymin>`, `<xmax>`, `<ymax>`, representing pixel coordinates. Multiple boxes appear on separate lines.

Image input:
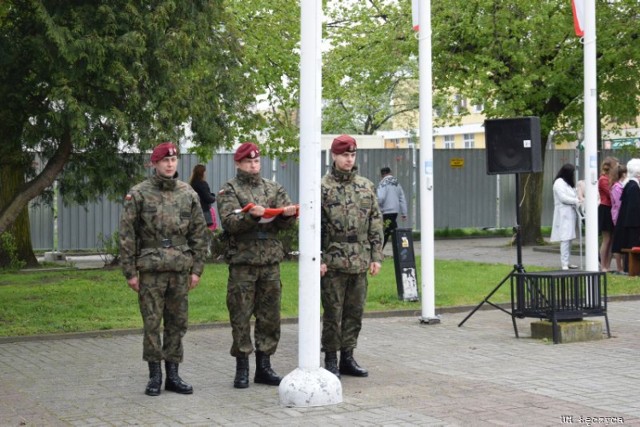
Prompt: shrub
<box><xmin>97</xmin><ymin>231</ymin><xmax>120</xmax><ymax>266</ymax></box>
<box><xmin>0</xmin><ymin>232</ymin><xmax>26</xmax><ymax>271</ymax></box>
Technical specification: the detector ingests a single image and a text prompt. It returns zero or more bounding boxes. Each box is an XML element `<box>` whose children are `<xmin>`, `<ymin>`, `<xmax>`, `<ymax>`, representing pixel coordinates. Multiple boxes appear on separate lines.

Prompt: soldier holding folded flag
<box><xmin>216</xmin><ymin>142</ymin><xmax>298</xmax><ymax>389</ymax></box>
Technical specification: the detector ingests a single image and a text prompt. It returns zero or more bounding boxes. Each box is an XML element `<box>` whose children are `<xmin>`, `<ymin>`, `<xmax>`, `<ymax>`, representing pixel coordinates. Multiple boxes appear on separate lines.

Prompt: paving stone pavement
<box><xmin>2</xmin><ymin>300</ymin><xmax>640</xmax><ymax>427</ymax></box>
<box><xmin>4</xmin><ymin>238</ymin><xmax>638</xmax><ymax>426</ymax></box>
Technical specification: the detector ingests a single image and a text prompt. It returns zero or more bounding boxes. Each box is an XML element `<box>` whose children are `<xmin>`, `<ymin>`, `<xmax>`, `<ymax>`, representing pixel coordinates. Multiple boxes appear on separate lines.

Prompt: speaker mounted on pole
<box><xmin>485</xmin><ymin>116</ymin><xmax>542</xmax><ymax>175</ymax></box>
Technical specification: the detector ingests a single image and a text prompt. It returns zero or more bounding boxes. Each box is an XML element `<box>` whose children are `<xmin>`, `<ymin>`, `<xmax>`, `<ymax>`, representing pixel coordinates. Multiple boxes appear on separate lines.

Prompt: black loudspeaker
<box><xmin>485</xmin><ymin>117</ymin><xmax>542</xmax><ymax>175</ymax></box>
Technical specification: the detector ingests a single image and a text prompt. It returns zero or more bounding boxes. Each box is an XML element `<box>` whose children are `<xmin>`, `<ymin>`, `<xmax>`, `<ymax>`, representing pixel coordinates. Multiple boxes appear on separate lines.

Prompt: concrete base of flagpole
<box><xmin>279</xmin><ymin>367</ymin><xmax>342</xmax><ymax>407</ymax></box>
<box><xmin>419</xmin><ymin>315</ymin><xmax>441</xmax><ymax>325</ymax></box>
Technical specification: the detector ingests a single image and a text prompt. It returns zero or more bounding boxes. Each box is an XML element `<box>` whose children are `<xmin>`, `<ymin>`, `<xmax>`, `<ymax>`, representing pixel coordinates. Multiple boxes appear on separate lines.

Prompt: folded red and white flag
<box><xmin>235</xmin><ymin>203</ymin><xmax>300</xmax><ymax>223</ymax></box>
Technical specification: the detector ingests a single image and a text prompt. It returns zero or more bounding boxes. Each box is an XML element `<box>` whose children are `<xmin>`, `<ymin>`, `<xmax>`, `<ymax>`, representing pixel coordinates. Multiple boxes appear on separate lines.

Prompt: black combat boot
<box><xmin>145</xmin><ymin>362</ymin><xmax>162</xmax><ymax>396</ymax></box>
<box><xmin>234</xmin><ymin>356</ymin><xmax>250</xmax><ymax>389</ymax></box>
<box><xmin>324</xmin><ymin>351</ymin><xmax>340</xmax><ymax>379</ymax></box>
<box><xmin>254</xmin><ymin>351</ymin><xmax>282</xmax><ymax>386</ymax></box>
<box><xmin>164</xmin><ymin>361</ymin><xmax>193</xmax><ymax>394</ymax></box>
<box><xmin>339</xmin><ymin>349</ymin><xmax>368</xmax><ymax>377</ymax></box>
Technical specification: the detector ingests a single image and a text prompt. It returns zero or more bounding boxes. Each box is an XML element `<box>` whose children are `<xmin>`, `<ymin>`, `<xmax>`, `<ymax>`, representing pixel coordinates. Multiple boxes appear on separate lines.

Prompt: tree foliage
<box><xmin>323</xmin><ymin>0</ymin><xmax>418</xmax><ymax>134</ymax></box>
<box><xmin>0</xmin><ymin>0</ymin><xmax>254</xmax><ymax>265</ymax></box>
<box><xmin>226</xmin><ymin>0</ymin><xmax>302</xmax><ymax>158</ymax></box>
<box><xmin>2</xmin><ymin>0</ymin><xmax>640</xmax><ymax>264</ymax></box>
<box><xmin>324</xmin><ymin>0</ymin><xmax>640</xmax><ymax>244</ymax></box>
<box><xmin>429</xmin><ymin>0</ymin><xmax>640</xmax><ymax>243</ymax></box>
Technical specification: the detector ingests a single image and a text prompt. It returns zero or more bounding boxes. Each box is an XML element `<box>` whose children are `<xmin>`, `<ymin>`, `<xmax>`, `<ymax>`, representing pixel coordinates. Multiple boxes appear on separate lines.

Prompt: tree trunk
<box><xmin>0</xmin><ymin>167</ymin><xmax>38</xmax><ymax>268</ymax></box>
<box><xmin>519</xmin><ymin>171</ymin><xmax>544</xmax><ymax>246</ymax></box>
<box><xmin>0</xmin><ymin>129</ymin><xmax>72</xmax><ymax>266</ymax></box>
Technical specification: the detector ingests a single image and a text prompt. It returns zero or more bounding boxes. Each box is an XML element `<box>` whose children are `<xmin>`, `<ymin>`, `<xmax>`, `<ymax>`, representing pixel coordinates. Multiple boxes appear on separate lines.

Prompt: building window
<box><xmin>463</xmin><ymin>133</ymin><xmax>475</xmax><ymax>149</ymax></box>
<box><xmin>444</xmin><ymin>135</ymin><xmax>455</xmax><ymax>149</ymax></box>
<box><xmin>453</xmin><ymin>95</ymin><xmax>466</xmax><ymax>115</ymax></box>
<box><xmin>472</xmin><ymin>103</ymin><xmax>484</xmax><ymax>113</ymax></box>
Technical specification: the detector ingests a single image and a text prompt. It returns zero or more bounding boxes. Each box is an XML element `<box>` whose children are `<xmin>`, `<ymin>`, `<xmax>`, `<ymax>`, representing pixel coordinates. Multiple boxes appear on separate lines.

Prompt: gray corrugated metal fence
<box><xmin>28</xmin><ymin>149</ymin><xmax>625</xmax><ymax>251</ymax></box>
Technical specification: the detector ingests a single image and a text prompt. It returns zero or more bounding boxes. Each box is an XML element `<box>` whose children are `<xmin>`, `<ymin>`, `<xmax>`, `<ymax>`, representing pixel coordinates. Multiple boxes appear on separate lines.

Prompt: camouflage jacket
<box><xmin>119</xmin><ymin>173</ymin><xmax>208</xmax><ymax>279</ymax></box>
<box><xmin>321</xmin><ymin>165</ymin><xmax>384</xmax><ymax>273</ymax></box>
<box><xmin>217</xmin><ymin>169</ymin><xmax>296</xmax><ymax>266</ymax></box>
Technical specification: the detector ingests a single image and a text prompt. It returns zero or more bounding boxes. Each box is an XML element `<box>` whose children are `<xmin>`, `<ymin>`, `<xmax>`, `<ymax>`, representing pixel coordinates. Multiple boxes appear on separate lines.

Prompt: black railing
<box><xmin>511</xmin><ymin>270</ymin><xmax>610</xmax><ymax>343</ymax></box>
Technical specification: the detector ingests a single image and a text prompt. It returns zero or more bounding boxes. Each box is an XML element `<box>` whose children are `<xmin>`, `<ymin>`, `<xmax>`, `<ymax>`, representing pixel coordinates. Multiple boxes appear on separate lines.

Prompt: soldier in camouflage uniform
<box><xmin>119</xmin><ymin>142</ymin><xmax>208</xmax><ymax>396</ymax></box>
<box><xmin>217</xmin><ymin>142</ymin><xmax>298</xmax><ymax>389</ymax></box>
<box><xmin>320</xmin><ymin>135</ymin><xmax>384</xmax><ymax>379</ymax></box>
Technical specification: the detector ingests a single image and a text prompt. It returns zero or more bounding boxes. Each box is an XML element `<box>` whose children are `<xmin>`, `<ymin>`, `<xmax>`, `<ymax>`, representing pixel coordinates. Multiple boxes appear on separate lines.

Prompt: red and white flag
<box><xmin>572</xmin><ymin>0</ymin><xmax>585</xmax><ymax>37</ymax></box>
<box><xmin>411</xmin><ymin>0</ymin><xmax>419</xmax><ymax>31</ymax></box>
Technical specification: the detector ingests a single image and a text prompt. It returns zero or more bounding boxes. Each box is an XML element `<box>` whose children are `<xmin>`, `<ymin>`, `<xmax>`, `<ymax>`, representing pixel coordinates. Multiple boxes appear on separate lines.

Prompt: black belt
<box><xmin>141</xmin><ymin>236</ymin><xmax>187</xmax><ymax>249</ymax></box>
<box><xmin>235</xmin><ymin>231</ymin><xmax>278</xmax><ymax>242</ymax></box>
<box><xmin>331</xmin><ymin>234</ymin><xmax>367</xmax><ymax>243</ymax></box>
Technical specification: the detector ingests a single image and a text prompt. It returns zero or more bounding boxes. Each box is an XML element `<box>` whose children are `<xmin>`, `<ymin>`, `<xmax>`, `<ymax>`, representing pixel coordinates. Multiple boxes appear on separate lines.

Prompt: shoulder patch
<box><xmin>218</xmin><ymin>189</ymin><xmax>225</xmax><ymax>195</ymax></box>
<box><xmin>125</xmin><ymin>194</ymin><xmax>132</xmax><ymax>201</ymax></box>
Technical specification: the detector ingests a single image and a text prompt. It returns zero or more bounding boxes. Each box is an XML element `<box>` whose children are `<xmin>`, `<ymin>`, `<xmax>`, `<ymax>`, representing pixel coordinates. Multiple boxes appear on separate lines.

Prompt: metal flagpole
<box><xmin>417</xmin><ymin>0</ymin><xmax>439</xmax><ymax>324</ymax></box>
<box><xmin>279</xmin><ymin>0</ymin><xmax>341</xmax><ymax>407</ymax></box>
<box><xmin>582</xmin><ymin>0</ymin><xmax>599</xmax><ymax>272</ymax></box>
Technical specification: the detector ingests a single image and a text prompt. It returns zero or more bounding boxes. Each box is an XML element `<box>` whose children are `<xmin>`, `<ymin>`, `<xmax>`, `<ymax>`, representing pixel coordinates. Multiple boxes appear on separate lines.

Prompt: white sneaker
<box><xmin>562</xmin><ymin>265</ymin><xmax>569</xmax><ymax>270</ymax></box>
<box><xmin>568</xmin><ymin>264</ymin><xmax>579</xmax><ymax>269</ymax></box>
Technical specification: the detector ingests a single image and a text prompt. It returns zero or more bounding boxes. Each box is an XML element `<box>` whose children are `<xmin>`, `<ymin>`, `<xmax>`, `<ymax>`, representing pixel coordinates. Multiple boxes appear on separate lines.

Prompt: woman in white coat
<box><xmin>550</xmin><ymin>163</ymin><xmax>581</xmax><ymax>270</ymax></box>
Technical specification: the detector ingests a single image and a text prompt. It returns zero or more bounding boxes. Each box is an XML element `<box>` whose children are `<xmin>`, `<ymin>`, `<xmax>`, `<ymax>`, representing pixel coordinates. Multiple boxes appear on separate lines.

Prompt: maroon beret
<box><xmin>331</xmin><ymin>135</ymin><xmax>357</xmax><ymax>154</ymax></box>
<box><xmin>150</xmin><ymin>142</ymin><xmax>178</xmax><ymax>163</ymax></box>
<box><xmin>234</xmin><ymin>142</ymin><xmax>260</xmax><ymax>161</ymax></box>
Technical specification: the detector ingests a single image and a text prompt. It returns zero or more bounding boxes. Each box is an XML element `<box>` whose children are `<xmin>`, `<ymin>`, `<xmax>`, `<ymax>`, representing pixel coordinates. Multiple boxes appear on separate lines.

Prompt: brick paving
<box><xmin>2</xmin><ymin>301</ymin><xmax>639</xmax><ymax>426</ymax></box>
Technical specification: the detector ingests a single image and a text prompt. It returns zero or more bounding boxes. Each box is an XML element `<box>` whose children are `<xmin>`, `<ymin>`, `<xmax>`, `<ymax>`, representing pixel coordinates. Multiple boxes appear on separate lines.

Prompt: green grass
<box><xmin>1</xmin><ymin>258</ymin><xmax>638</xmax><ymax>337</ymax></box>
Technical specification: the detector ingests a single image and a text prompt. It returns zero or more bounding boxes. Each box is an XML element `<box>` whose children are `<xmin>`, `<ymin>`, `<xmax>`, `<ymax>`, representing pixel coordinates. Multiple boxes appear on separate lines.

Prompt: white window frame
<box><xmin>444</xmin><ymin>135</ymin><xmax>455</xmax><ymax>149</ymax></box>
<box><xmin>463</xmin><ymin>133</ymin><xmax>475</xmax><ymax>149</ymax></box>
<box><xmin>472</xmin><ymin>103</ymin><xmax>484</xmax><ymax>113</ymax></box>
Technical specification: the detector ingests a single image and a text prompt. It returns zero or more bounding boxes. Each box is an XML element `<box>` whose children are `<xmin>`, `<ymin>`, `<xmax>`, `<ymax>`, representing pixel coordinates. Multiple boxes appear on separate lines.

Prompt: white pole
<box><xmin>417</xmin><ymin>0</ymin><xmax>439</xmax><ymax>324</ymax></box>
<box><xmin>583</xmin><ymin>0</ymin><xmax>599</xmax><ymax>272</ymax></box>
<box><xmin>279</xmin><ymin>0</ymin><xmax>342</xmax><ymax>407</ymax></box>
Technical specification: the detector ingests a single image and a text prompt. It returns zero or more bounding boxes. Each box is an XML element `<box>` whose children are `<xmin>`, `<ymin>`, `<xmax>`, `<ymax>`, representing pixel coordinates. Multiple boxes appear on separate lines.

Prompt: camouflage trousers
<box><xmin>321</xmin><ymin>270</ymin><xmax>368</xmax><ymax>352</ymax></box>
<box><xmin>226</xmin><ymin>264</ymin><xmax>282</xmax><ymax>358</ymax></box>
<box><xmin>138</xmin><ymin>271</ymin><xmax>189</xmax><ymax>363</ymax></box>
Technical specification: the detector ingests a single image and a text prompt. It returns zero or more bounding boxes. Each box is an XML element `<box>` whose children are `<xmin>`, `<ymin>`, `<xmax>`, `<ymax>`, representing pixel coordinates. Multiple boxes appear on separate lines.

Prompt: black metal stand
<box><xmin>458</xmin><ymin>174</ymin><xmax>525</xmax><ymax>331</ymax></box>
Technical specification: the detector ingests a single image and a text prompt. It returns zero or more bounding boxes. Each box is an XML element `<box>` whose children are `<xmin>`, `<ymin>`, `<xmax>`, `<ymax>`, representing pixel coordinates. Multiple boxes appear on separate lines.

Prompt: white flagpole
<box><xmin>279</xmin><ymin>0</ymin><xmax>342</xmax><ymax>407</ymax></box>
<box><xmin>417</xmin><ymin>0</ymin><xmax>439</xmax><ymax>324</ymax></box>
<box><xmin>583</xmin><ymin>0</ymin><xmax>599</xmax><ymax>272</ymax></box>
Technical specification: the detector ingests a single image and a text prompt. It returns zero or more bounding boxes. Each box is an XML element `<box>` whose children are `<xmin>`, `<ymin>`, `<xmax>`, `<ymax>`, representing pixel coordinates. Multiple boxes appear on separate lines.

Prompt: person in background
<box><xmin>119</xmin><ymin>142</ymin><xmax>208</xmax><ymax>396</ymax></box>
<box><xmin>216</xmin><ymin>142</ymin><xmax>298</xmax><ymax>389</ymax></box>
<box><xmin>189</xmin><ymin>164</ymin><xmax>216</xmax><ymax>229</ymax></box>
<box><xmin>377</xmin><ymin>167</ymin><xmax>408</xmax><ymax>249</ymax></box>
<box><xmin>597</xmin><ymin>157</ymin><xmax>618</xmax><ymax>271</ymax></box>
<box><xmin>610</xmin><ymin>164</ymin><xmax>628</xmax><ymax>275</ymax></box>
<box><xmin>320</xmin><ymin>134</ymin><xmax>384</xmax><ymax>379</ymax></box>
<box><xmin>550</xmin><ymin>163</ymin><xmax>580</xmax><ymax>270</ymax></box>
<box><xmin>612</xmin><ymin>159</ymin><xmax>640</xmax><ymax>273</ymax></box>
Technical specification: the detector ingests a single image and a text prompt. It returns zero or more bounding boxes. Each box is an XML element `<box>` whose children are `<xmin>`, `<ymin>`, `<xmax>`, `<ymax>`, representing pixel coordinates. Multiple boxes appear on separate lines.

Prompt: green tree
<box><xmin>431</xmin><ymin>0</ymin><xmax>640</xmax><ymax>244</ymax></box>
<box><xmin>227</xmin><ymin>0</ymin><xmax>302</xmax><ymax>157</ymax></box>
<box><xmin>325</xmin><ymin>0</ymin><xmax>640</xmax><ymax>244</ymax></box>
<box><xmin>323</xmin><ymin>0</ymin><xmax>418</xmax><ymax>134</ymax></box>
<box><xmin>0</xmin><ymin>1</ymin><xmax>253</xmax><ymax>266</ymax></box>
